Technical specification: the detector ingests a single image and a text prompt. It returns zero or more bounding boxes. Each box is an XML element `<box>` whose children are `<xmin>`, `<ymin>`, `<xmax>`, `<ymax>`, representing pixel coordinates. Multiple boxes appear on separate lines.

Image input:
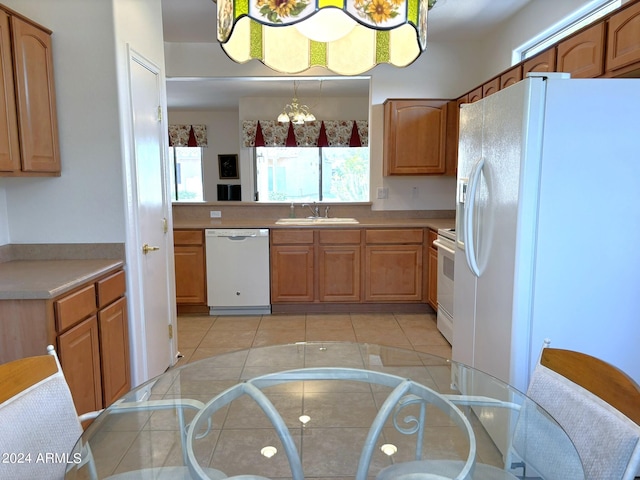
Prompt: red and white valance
<box><xmin>168</xmin><ymin>124</ymin><xmax>208</xmax><ymax>147</ymax></box>
<box><xmin>242</xmin><ymin>120</ymin><xmax>368</xmax><ymax>148</ymax></box>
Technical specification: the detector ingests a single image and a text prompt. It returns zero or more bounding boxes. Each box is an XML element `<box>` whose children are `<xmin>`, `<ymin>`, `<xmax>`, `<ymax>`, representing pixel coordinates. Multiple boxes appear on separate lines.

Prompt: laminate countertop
<box><xmin>172</xmin><ymin>218</ymin><xmax>456</xmax><ymax>230</ymax></box>
<box><xmin>0</xmin><ymin>259</ymin><xmax>124</xmax><ymax>300</ymax></box>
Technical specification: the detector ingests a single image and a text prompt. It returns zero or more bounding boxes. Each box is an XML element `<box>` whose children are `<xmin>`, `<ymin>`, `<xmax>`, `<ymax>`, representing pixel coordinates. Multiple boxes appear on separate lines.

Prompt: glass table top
<box><xmin>65</xmin><ymin>342</ymin><xmax>584</xmax><ymax>480</ymax></box>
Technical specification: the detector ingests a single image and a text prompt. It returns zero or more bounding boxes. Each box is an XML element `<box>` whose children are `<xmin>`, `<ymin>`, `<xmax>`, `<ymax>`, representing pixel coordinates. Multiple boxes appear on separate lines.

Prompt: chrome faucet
<box><xmin>302</xmin><ymin>202</ymin><xmax>321</xmax><ymax>218</ymax></box>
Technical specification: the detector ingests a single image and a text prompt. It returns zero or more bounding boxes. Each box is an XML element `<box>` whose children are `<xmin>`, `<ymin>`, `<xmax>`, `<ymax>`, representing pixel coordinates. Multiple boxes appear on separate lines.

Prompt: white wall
<box><xmin>0</xmin><ymin>0</ymin><xmax>125</xmax><ymax>244</ymax></box>
<box><xmin>0</xmin><ymin>189</ymin><xmax>8</xmax><ymax>245</ymax></box>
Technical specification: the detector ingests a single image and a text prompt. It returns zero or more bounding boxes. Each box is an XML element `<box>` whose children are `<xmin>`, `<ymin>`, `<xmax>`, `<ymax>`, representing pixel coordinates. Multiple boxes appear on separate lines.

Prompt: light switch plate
<box><xmin>210</xmin><ymin>210</ymin><xmax>222</xmax><ymax>218</ymax></box>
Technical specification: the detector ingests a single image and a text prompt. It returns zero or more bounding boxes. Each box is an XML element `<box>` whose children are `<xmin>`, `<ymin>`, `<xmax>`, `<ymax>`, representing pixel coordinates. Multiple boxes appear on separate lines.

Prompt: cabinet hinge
<box><xmin>168</xmin><ymin>324</ymin><xmax>173</xmax><ymax>339</ymax></box>
<box><xmin>162</xmin><ymin>217</ymin><xmax>168</xmax><ymax>234</ymax></box>
<box><xmin>157</xmin><ymin>106</ymin><xmax>162</xmax><ymax>122</ymax></box>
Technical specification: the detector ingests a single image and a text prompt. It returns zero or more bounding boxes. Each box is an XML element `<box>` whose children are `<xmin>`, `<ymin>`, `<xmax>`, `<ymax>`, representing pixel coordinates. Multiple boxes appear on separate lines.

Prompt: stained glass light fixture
<box><xmin>216</xmin><ymin>0</ymin><xmax>437</xmax><ymax>75</ymax></box>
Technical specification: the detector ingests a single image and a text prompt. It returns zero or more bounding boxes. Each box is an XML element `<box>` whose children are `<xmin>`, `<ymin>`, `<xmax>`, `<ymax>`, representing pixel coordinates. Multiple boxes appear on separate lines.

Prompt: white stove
<box><xmin>433</xmin><ymin>228</ymin><xmax>456</xmax><ymax>344</ymax></box>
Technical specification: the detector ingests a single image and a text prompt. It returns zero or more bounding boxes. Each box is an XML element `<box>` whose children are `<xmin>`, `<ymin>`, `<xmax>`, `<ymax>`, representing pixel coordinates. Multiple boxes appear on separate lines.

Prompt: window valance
<box><xmin>242</xmin><ymin>120</ymin><xmax>368</xmax><ymax>148</ymax></box>
<box><xmin>168</xmin><ymin>124</ymin><xmax>208</xmax><ymax>147</ymax></box>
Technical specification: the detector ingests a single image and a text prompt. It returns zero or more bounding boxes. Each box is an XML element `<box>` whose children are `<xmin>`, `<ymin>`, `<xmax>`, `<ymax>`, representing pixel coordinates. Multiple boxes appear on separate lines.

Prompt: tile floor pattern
<box><xmin>174</xmin><ymin>312</ymin><xmax>452</xmax><ymax>367</ymax></box>
<box><xmin>77</xmin><ymin>313</ymin><xmax>467</xmax><ymax>480</ymax></box>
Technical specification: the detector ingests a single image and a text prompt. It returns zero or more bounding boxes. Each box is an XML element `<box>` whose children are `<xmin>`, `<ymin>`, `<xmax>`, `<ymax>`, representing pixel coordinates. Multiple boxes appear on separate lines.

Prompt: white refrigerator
<box><xmin>452</xmin><ymin>73</ymin><xmax>640</xmax><ymax>393</ymax></box>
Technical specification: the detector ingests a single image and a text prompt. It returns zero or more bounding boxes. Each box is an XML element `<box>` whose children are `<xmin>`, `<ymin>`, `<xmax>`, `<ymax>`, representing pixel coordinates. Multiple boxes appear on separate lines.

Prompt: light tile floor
<box><xmin>175</xmin><ymin>312</ymin><xmax>452</xmax><ymax>366</ymax></box>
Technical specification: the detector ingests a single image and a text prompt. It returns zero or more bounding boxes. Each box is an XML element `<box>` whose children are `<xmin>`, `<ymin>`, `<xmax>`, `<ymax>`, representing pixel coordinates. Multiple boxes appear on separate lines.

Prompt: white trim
<box><xmin>512</xmin><ymin>0</ymin><xmax>622</xmax><ymax>65</ymax></box>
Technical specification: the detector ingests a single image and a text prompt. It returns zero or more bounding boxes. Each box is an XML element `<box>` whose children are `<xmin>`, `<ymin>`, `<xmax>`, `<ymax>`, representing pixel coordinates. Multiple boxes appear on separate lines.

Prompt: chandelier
<box><xmin>216</xmin><ymin>0</ymin><xmax>438</xmax><ymax>75</ymax></box>
<box><xmin>277</xmin><ymin>81</ymin><xmax>316</xmax><ymax>124</ymax></box>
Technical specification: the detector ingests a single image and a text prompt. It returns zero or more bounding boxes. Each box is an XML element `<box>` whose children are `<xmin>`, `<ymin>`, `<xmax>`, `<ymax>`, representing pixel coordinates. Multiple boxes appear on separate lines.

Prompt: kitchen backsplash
<box><xmin>173</xmin><ymin>203</ymin><xmax>455</xmax><ymax>223</ymax></box>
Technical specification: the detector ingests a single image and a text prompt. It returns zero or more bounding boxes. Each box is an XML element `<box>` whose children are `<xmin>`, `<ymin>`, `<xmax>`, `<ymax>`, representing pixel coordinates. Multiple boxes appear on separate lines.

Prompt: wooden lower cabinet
<box><xmin>318</xmin><ymin>229</ymin><xmax>361</xmax><ymax>302</ymax></box>
<box><xmin>271</xmin><ymin>245</ymin><xmax>315</xmax><ymax>302</ymax></box>
<box><xmin>58</xmin><ymin>315</ymin><xmax>102</xmax><ymax>415</ymax></box>
<box><xmin>364</xmin><ymin>229</ymin><xmax>423</xmax><ymax>302</ymax></box>
<box><xmin>174</xmin><ymin>230</ymin><xmax>206</xmax><ymax>307</ymax></box>
<box><xmin>0</xmin><ymin>267</ymin><xmax>131</xmax><ymax>415</ymax></box>
<box><xmin>98</xmin><ymin>296</ymin><xmax>130</xmax><ymax>406</ymax></box>
<box><xmin>56</xmin><ymin>269</ymin><xmax>130</xmax><ymax>413</ymax></box>
<box><xmin>271</xmin><ymin>228</ymin><xmax>428</xmax><ymax>308</ymax></box>
<box><xmin>364</xmin><ymin>245</ymin><xmax>423</xmax><ymax>301</ymax></box>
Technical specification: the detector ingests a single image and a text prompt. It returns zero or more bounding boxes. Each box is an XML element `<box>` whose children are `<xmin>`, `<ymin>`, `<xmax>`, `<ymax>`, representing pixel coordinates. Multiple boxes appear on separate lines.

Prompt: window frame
<box><xmin>513</xmin><ymin>0</ymin><xmax>621</xmax><ymax>64</ymax></box>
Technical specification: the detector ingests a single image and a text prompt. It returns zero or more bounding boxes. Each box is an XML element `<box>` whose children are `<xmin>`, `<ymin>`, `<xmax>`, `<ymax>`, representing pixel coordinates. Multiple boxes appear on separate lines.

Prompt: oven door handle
<box><xmin>433</xmin><ymin>239</ymin><xmax>455</xmax><ymax>256</ymax></box>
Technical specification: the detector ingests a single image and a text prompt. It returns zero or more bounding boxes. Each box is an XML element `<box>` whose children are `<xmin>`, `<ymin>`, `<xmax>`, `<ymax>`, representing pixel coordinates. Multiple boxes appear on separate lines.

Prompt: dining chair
<box><xmin>375</xmin><ymin>340</ymin><xmax>640</xmax><ymax>480</ymax></box>
<box><xmin>523</xmin><ymin>341</ymin><xmax>640</xmax><ymax>480</ymax></box>
<box><xmin>0</xmin><ymin>346</ymin><xmax>226</xmax><ymax>480</ymax></box>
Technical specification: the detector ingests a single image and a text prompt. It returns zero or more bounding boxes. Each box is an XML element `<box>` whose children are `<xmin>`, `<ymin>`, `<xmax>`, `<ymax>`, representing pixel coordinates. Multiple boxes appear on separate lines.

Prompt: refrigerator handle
<box><xmin>464</xmin><ymin>157</ymin><xmax>484</xmax><ymax>277</ymax></box>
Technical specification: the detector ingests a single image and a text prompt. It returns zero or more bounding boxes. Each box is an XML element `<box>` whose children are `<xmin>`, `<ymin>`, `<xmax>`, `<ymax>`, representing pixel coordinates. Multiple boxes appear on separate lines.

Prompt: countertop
<box><xmin>0</xmin><ymin>259</ymin><xmax>124</xmax><ymax>300</ymax></box>
<box><xmin>172</xmin><ymin>218</ymin><xmax>455</xmax><ymax>230</ymax></box>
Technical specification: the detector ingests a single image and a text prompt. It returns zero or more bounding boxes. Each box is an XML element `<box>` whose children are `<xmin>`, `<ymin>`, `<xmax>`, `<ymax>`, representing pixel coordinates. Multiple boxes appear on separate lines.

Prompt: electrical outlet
<box><xmin>377</xmin><ymin>187</ymin><xmax>389</xmax><ymax>199</ymax></box>
<box><xmin>210</xmin><ymin>210</ymin><xmax>222</xmax><ymax>218</ymax></box>
<box><xmin>412</xmin><ymin>186</ymin><xmax>419</xmax><ymax>199</ymax></box>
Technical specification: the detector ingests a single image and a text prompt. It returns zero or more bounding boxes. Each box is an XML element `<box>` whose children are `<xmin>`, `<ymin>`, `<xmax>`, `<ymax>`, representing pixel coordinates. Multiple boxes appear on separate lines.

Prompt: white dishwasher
<box><xmin>205</xmin><ymin>229</ymin><xmax>271</xmax><ymax>315</ymax></box>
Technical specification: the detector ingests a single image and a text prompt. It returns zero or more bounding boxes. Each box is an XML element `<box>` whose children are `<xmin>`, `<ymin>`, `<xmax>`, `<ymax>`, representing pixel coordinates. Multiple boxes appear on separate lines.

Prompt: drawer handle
<box><xmin>142</xmin><ymin>243</ymin><xmax>160</xmax><ymax>254</ymax></box>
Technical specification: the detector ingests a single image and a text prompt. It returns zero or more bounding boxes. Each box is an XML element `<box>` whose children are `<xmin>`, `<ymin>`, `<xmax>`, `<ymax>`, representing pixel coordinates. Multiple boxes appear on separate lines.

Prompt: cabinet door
<box><xmin>365</xmin><ymin>245</ymin><xmax>423</xmax><ymax>301</ymax></box>
<box><xmin>606</xmin><ymin>1</ymin><xmax>640</xmax><ymax>73</ymax></box>
<box><xmin>0</xmin><ymin>11</ymin><xmax>20</xmax><ymax>172</ymax></box>
<box><xmin>556</xmin><ymin>23</ymin><xmax>605</xmax><ymax>78</ymax></box>
<box><xmin>318</xmin><ymin>245</ymin><xmax>361</xmax><ymax>302</ymax></box>
<box><xmin>383</xmin><ymin>99</ymin><xmax>447</xmax><ymax>175</ymax></box>
<box><xmin>427</xmin><ymin>246</ymin><xmax>438</xmax><ymax>310</ymax></box>
<box><xmin>11</xmin><ymin>16</ymin><xmax>60</xmax><ymax>173</ymax></box>
<box><xmin>98</xmin><ymin>297</ymin><xmax>131</xmax><ymax>406</ymax></box>
<box><xmin>271</xmin><ymin>245</ymin><xmax>315</xmax><ymax>302</ymax></box>
<box><xmin>500</xmin><ymin>65</ymin><xmax>522</xmax><ymax>89</ymax></box>
<box><xmin>174</xmin><ymin>245</ymin><xmax>206</xmax><ymax>304</ymax></box>
<box><xmin>58</xmin><ymin>316</ymin><xmax>102</xmax><ymax>414</ymax></box>
<box><xmin>467</xmin><ymin>87</ymin><xmax>482</xmax><ymax>103</ymax></box>
<box><xmin>523</xmin><ymin>48</ymin><xmax>556</xmax><ymax>74</ymax></box>
<box><xmin>482</xmin><ymin>77</ymin><xmax>500</xmax><ymax>98</ymax></box>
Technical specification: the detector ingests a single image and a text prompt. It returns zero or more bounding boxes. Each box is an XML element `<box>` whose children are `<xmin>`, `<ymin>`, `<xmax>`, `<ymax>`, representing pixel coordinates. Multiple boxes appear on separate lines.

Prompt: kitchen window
<box><xmin>513</xmin><ymin>0</ymin><xmax>621</xmax><ymax>63</ymax></box>
<box><xmin>169</xmin><ymin>147</ymin><xmax>204</xmax><ymax>202</ymax></box>
<box><xmin>255</xmin><ymin>146</ymin><xmax>369</xmax><ymax>202</ymax></box>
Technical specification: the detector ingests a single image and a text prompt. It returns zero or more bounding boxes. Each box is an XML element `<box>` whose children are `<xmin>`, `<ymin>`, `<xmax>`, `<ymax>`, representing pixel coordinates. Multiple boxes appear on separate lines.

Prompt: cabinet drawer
<box><xmin>365</xmin><ymin>229</ymin><xmax>423</xmax><ymax>244</ymax></box>
<box><xmin>55</xmin><ymin>285</ymin><xmax>97</xmax><ymax>332</ymax></box>
<box><xmin>271</xmin><ymin>229</ymin><xmax>314</xmax><ymax>245</ymax></box>
<box><xmin>174</xmin><ymin>230</ymin><xmax>203</xmax><ymax>245</ymax></box>
<box><xmin>97</xmin><ymin>270</ymin><xmax>126</xmax><ymax>308</ymax></box>
<box><xmin>318</xmin><ymin>229</ymin><xmax>361</xmax><ymax>245</ymax></box>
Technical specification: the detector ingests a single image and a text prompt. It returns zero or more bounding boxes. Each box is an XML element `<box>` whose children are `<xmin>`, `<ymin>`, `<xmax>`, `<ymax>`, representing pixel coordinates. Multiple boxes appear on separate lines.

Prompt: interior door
<box><xmin>129</xmin><ymin>53</ymin><xmax>174</xmax><ymax>379</ymax></box>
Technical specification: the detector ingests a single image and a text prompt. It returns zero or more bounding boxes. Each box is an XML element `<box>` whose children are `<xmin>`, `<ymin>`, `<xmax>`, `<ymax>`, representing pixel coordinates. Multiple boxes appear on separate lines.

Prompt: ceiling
<box><xmin>161</xmin><ymin>0</ymin><xmax>531</xmax><ymax>109</ymax></box>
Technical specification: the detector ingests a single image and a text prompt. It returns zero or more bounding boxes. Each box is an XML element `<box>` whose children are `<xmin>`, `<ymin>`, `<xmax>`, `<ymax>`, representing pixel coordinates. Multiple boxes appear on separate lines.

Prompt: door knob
<box><xmin>142</xmin><ymin>243</ymin><xmax>160</xmax><ymax>254</ymax></box>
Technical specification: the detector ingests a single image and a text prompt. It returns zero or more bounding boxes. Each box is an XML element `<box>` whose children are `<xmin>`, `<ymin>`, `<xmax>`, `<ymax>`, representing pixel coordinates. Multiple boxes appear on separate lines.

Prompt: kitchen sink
<box><xmin>275</xmin><ymin>217</ymin><xmax>360</xmax><ymax>225</ymax></box>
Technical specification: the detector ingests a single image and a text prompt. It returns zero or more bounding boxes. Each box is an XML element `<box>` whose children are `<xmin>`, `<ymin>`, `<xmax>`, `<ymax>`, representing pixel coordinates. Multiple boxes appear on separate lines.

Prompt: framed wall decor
<box><xmin>218</xmin><ymin>154</ymin><xmax>239</xmax><ymax>179</ymax></box>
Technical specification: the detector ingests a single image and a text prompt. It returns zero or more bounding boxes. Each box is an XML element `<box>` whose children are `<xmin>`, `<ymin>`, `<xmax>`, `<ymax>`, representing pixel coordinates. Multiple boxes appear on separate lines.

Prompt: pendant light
<box><xmin>277</xmin><ymin>81</ymin><xmax>317</xmax><ymax>124</ymax></box>
<box><xmin>217</xmin><ymin>0</ymin><xmax>437</xmax><ymax>75</ymax></box>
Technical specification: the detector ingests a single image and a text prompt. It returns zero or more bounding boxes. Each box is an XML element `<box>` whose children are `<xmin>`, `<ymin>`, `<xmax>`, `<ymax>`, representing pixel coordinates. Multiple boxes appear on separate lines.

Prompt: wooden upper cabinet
<box><xmin>0</xmin><ymin>11</ymin><xmax>20</xmax><ymax>172</ymax></box>
<box><xmin>523</xmin><ymin>47</ymin><xmax>556</xmax><ymax>75</ymax></box>
<box><xmin>606</xmin><ymin>1</ymin><xmax>640</xmax><ymax>74</ymax></box>
<box><xmin>500</xmin><ymin>65</ymin><xmax>523</xmax><ymax>89</ymax></box>
<box><xmin>0</xmin><ymin>7</ymin><xmax>60</xmax><ymax>176</ymax></box>
<box><xmin>383</xmin><ymin>99</ymin><xmax>448</xmax><ymax>175</ymax></box>
<box><xmin>482</xmin><ymin>77</ymin><xmax>500</xmax><ymax>98</ymax></box>
<box><xmin>556</xmin><ymin>22</ymin><xmax>605</xmax><ymax>78</ymax></box>
<box><xmin>467</xmin><ymin>87</ymin><xmax>482</xmax><ymax>103</ymax></box>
